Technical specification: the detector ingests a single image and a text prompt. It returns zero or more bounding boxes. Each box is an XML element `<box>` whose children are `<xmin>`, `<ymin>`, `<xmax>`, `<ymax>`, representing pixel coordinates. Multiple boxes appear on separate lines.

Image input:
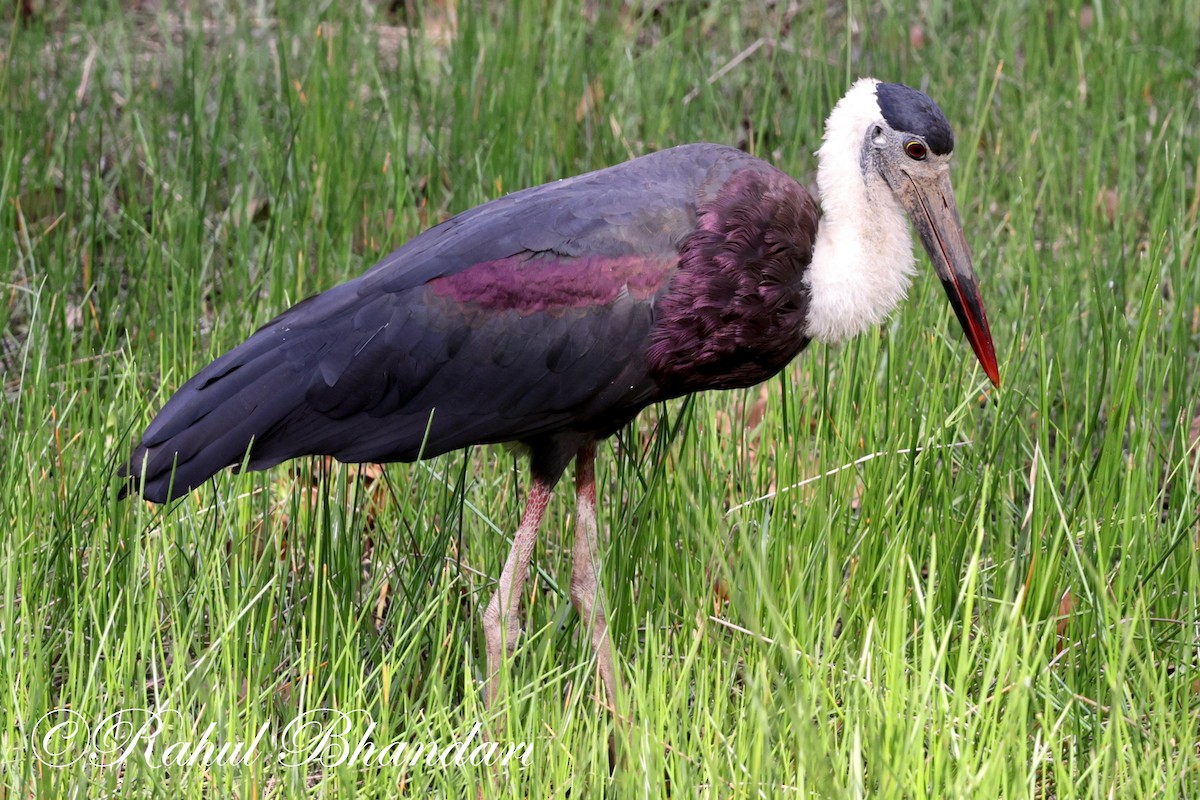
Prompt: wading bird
<box><xmin>123</xmin><ymin>79</ymin><xmax>1000</xmax><ymax>712</ymax></box>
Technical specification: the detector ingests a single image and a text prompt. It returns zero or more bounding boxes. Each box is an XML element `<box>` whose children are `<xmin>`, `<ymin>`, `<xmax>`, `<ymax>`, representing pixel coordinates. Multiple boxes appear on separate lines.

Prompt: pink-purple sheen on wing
<box><xmin>427</xmin><ymin>252</ymin><xmax>677</xmax><ymax>314</ymax></box>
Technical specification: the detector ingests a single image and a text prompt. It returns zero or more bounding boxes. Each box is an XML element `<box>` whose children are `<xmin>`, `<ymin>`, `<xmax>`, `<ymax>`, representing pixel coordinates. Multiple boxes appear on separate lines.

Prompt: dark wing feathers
<box><xmin>125</xmin><ymin>144</ymin><xmax>772</xmax><ymax>502</ymax></box>
<box><xmin>361</xmin><ymin>150</ymin><xmax>704</xmax><ymax>294</ymax></box>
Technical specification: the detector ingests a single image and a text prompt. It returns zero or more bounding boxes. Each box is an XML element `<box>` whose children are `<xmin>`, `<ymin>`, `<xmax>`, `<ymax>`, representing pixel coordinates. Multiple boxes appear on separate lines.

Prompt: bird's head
<box><xmin>811</xmin><ymin>79</ymin><xmax>1000</xmax><ymax>388</ymax></box>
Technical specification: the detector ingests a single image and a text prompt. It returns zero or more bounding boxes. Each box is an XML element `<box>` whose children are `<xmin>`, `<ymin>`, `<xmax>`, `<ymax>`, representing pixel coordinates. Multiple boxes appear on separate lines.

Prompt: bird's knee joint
<box><xmin>483</xmin><ymin>606</ymin><xmax>522</xmax><ymax>653</ymax></box>
<box><xmin>570</xmin><ymin>571</ymin><xmax>597</xmax><ymax>600</ymax></box>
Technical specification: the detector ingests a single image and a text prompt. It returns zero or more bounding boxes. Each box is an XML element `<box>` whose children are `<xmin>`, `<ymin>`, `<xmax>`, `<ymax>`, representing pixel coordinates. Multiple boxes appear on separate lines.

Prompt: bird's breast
<box><xmin>645</xmin><ymin>166</ymin><xmax>819</xmax><ymax>395</ymax></box>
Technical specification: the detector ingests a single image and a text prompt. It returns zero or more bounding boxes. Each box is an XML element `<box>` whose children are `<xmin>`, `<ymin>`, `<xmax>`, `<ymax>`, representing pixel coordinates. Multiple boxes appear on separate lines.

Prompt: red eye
<box><xmin>905</xmin><ymin>140</ymin><xmax>928</xmax><ymax>160</ymax></box>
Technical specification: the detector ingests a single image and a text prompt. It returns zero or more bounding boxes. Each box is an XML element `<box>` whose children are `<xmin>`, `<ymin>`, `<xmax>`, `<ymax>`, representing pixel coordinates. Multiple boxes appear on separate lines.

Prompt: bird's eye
<box><xmin>905</xmin><ymin>140</ymin><xmax>928</xmax><ymax>160</ymax></box>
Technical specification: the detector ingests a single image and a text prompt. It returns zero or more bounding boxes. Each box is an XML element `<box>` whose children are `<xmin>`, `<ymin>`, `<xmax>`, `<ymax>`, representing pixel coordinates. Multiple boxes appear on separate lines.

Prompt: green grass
<box><xmin>3</xmin><ymin>0</ymin><xmax>1200</xmax><ymax>796</ymax></box>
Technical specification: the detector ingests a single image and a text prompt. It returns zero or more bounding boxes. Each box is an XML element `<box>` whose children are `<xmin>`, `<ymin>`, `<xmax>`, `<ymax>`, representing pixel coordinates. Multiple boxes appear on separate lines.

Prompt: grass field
<box><xmin>3</xmin><ymin>1</ymin><xmax>1199</xmax><ymax>797</ymax></box>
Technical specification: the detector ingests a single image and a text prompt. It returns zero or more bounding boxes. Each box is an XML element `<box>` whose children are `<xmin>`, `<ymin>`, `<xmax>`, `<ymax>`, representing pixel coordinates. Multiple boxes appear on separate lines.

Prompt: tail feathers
<box><xmin>122</xmin><ymin>340</ymin><xmax>306</xmax><ymax>503</ymax></box>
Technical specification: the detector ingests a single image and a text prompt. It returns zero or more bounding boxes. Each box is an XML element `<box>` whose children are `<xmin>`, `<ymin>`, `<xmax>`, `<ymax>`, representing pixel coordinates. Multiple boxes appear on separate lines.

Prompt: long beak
<box><xmin>899</xmin><ymin>171</ymin><xmax>1001</xmax><ymax>388</ymax></box>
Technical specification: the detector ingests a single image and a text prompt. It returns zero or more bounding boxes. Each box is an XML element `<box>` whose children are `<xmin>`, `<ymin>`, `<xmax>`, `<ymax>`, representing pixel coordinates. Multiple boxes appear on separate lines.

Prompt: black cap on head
<box><xmin>875</xmin><ymin>82</ymin><xmax>955</xmax><ymax>155</ymax></box>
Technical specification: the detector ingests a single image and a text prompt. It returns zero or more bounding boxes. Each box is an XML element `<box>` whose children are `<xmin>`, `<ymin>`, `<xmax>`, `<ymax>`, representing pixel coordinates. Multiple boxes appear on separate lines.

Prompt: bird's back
<box><xmin>124</xmin><ymin>144</ymin><xmax>818</xmax><ymax>502</ymax></box>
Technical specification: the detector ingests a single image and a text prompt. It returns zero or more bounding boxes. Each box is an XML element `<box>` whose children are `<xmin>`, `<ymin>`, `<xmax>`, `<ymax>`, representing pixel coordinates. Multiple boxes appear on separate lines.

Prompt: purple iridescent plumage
<box><xmin>122</xmin><ymin>143</ymin><xmax>817</xmax><ymax>502</ymax></box>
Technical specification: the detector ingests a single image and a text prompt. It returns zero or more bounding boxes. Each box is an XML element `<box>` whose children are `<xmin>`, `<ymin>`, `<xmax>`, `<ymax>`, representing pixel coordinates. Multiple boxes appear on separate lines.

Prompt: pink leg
<box><xmin>570</xmin><ymin>443</ymin><xmax>624</xmax><ymax>710</ymax></box>
<box><xmin>483</xmin><ymin>477</ymin><xmax>553</xmax><ymax>707</ymax></box>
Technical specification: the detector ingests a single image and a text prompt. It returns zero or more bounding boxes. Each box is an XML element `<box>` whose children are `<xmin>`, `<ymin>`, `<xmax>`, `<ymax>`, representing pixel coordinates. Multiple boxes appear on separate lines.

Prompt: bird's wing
<box><xmin>126</xmin><ymin>144</ymin><xmax>771</xmax><ymax>501</ymax></box>
<box><xmin>354</xmin><ymin>143</ymin><xmax>746</xmax><ymax>292</ymax></box>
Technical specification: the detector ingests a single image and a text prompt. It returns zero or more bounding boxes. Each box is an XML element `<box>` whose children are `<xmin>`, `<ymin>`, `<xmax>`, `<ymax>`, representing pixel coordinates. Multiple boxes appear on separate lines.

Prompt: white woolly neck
<box><xmin>804</xmin><ymin>78</ymin><xmax>917</xmax><ymax>344</ymax></box>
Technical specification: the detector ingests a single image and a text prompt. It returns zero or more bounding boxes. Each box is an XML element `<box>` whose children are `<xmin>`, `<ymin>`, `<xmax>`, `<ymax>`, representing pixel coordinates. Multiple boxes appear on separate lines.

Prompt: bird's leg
<box><xmin>570</xmin><ymin>442</ymin><xmax>625</xmax><ymax>714</ymax></box>
<box><xmin>483</xmin><ymin>476</ymin><xmax>554</xmax><ymax>708</ymax></box>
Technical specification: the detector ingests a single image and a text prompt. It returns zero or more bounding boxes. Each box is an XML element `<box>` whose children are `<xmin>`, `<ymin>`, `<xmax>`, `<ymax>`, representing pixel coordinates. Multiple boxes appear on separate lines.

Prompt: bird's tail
<box><xmin>121</xmin><ymin>282</ymin><xmax>385</xmax><ymax>503</ymax></box>
<box><xmin>120</xmin><ymin>334</ymin><xmax>306</xmax><ymax>503</ymax></box>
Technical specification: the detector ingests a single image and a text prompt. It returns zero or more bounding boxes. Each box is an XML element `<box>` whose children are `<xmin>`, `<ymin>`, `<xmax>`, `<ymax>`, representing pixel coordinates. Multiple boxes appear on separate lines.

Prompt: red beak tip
<box><xmin>983</xmin><ymin>359</ymin><xmax>1001</xmax><ymax>389</ymax></box>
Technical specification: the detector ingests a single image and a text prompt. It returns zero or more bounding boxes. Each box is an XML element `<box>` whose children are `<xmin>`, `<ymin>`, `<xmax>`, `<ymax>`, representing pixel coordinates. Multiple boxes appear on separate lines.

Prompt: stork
<box><xmin>123</xmin><ymin>78</ymin><xmax>1000</xmax><ymax>713</ymax></box>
